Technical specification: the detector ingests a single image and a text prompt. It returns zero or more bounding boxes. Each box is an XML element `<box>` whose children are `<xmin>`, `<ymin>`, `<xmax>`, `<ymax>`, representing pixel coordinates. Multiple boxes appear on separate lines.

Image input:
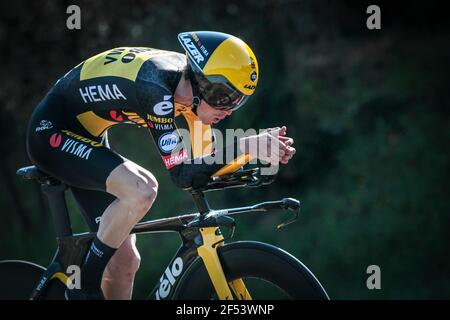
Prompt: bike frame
<box><xmin>17</xmin><ymin>165</ymin><xmax>299</xmax><ymax>300</ymax></box>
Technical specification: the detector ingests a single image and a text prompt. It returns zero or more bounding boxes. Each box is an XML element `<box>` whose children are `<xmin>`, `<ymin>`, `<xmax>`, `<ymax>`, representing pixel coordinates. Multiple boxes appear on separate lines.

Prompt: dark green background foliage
<box><xmin>1</xmin><ymin>0</ymin><xmax>449</xmax><ymax>299</ymax></box>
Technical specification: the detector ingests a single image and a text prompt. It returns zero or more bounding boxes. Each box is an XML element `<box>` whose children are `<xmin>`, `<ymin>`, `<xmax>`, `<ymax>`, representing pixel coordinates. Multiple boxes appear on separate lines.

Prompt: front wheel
<box><xmin>174</xmin><ymin>241</ymin><xmax>329</xmax><ymax>300</ymax></box>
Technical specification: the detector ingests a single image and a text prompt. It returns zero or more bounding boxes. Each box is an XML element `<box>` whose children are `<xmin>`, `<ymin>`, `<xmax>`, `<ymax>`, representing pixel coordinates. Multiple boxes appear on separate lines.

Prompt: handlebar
<box><xmin>187</xmin><ymin>197</ymin><xmax>300</xmax><ymax>230</ymax></box>
<box><xmin>185</xmin><ymin>166</ymin><xmax>300</xmax><ymax>231</ymax></box>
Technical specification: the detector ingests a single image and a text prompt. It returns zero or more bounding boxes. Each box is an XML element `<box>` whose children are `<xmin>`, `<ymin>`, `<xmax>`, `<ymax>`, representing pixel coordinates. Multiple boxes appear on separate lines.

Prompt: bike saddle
<box><xmin>16</xmin><ymin>165</ymin><xmax>58</xmax><ymax>184</ymax></box>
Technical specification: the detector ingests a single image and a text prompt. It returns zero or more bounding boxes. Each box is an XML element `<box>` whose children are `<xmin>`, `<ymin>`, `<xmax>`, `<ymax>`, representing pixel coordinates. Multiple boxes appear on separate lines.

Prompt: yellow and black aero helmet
<box><xmin>178</xmin><ymin>31</ymin><xmax>259</xmax><ymax>111</ymax></box>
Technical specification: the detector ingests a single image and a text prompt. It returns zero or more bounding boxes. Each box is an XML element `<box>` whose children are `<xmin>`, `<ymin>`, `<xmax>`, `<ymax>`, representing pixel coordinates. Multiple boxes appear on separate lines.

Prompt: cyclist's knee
<box><xmin>131</xmin><ymin>178</ymin><xmax>157</xmax><ymax>214</ymax></box>
<box><xmin>106</xmin><ymin>162</ymin><xmax>158</xmax><ymax>218</ymax></box>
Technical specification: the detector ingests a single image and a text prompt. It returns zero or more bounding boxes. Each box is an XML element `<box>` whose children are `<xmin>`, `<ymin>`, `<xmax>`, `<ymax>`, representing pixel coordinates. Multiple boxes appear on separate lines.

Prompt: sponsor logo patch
<box><xmin>153</xmin><ymin>95</ymin><xmax>174</xmax><ymax>116</ymax></box>
<box><xmin>148</xmin><ymin>114</ymin><xmax>174</xmax><ymax>124</ymax></box>
<box><xmin>154</xmin><ymin>123</ymin><xmax>174</xmax><ymax>131</ymax></box>
<box><xmin>162</xmin><ymin>149</ymin><xmax>188</xmax><ymax>169</ymax></box>
<box><xmin>59</xmin><ymin>138</ymin><xmax>93</xmax><ymax>160</ymax></box>
<box><xmin>49</xmin><ymin>133</ymin><xmax>62</xmax><ymax>148</ymax></box>
<box><xmin>49</xmin><ymin>130</ymin><xmax>102</xmax><ymax>160</ymax></box>
<box><xmin>109</xmin><ymin>110</ymin><xmax>124</xmax><ymax>121</ymax></box>
<box><xmin>179</xmin><ymin>33</ymin><xmax>204</xmax><ymax>65</ymax></box>
<box><xmin>61</xmin><ymin>130</ymin><xmax>103</xmax><ymax>147</ymax></box>
<box><xmin>79</xmin><ymin>84</ymin><xmax>127</xmax><ymax>103</ymax></box>
<box><xmin>35</xmin><ymin>120</ymin><xmax>53</xmax><ymax>132</ymax></box>
<box><xmin>158</xmin><ymin>131</ymin><xmax>179</xmax><ymax>153</ymax></box>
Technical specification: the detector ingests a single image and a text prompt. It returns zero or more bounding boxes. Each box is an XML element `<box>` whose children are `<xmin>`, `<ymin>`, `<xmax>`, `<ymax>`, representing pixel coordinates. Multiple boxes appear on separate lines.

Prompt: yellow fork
<box><xmin>197</xmin><ymin>227</ymin><xmax>252</xmax><ymax>300</ymax></box>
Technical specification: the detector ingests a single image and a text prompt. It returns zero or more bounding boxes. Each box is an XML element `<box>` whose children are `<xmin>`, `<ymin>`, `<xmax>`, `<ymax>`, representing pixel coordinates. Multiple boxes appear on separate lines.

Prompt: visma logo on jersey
<box><xmin>155</xmin><ymin>257</ymin><xmax>183</xmax><ymax>300</ymax></box>
<box><xmin>49</xmin><ymin>131</ymin><xmax>102</xmax><ymax>160</ymax></box>
<box><xmin>154</xmin><ymin>123</ymin><xmax>174</xmax><ymax>131</ymax></box>
<box><xmin>158</xmin><ymin>131</ymin><xmax>179</xmax><ymax>153</ymax></box>
<box><xmin>153</xmin><ymin>95</ymin><xmax>173</xmax><ymax>116</ymax></box>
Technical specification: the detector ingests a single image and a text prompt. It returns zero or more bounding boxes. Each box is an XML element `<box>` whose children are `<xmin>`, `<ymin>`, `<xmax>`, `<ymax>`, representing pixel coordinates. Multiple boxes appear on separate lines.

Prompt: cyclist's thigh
<box><xmin>70</xmin><ymin>187</ymin><xmax>117</xmax><ymax>231</ymax></box>
<box><xmin>27</xmin><ymin>120</ymin><xmax>124</xmax><ymax>191</ymax></box>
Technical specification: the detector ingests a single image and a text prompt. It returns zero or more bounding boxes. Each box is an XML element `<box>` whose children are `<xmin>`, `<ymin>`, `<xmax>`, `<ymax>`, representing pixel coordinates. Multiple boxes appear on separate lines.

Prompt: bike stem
<box><xmin>191</xmin><ymin>191</ymin><xmax>211</xmax><ymax>215</ymax></box>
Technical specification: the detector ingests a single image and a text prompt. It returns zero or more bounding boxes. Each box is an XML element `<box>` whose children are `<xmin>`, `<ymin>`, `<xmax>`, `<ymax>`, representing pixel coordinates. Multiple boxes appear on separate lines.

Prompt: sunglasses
<box><xmin>191</xmin><ymin>68</ymin><xmax>249</xmax><ymax>112</ymax></box>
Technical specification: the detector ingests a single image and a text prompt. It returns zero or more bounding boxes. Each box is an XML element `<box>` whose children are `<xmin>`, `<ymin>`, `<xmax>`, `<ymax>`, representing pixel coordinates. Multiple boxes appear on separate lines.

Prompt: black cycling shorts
<box><xmin>26</xmin><ymin>94</ymin><xmax>125</xmax><ymax>231</ymax></box>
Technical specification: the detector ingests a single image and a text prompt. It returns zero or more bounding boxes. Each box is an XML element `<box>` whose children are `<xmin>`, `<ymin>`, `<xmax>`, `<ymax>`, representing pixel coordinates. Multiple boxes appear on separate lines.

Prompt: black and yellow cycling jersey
<box><xmin>26</xmin><ymin>47</ymin><xmax>247</xmax><ymax>195</ymax></box>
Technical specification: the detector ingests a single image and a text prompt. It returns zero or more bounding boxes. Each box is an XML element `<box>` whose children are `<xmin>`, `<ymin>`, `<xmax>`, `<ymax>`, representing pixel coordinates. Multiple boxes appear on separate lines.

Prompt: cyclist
<box><xmin>26</xmin><ymin>31</ymin><xmax>296</xmax><ymax>300</ymax></box>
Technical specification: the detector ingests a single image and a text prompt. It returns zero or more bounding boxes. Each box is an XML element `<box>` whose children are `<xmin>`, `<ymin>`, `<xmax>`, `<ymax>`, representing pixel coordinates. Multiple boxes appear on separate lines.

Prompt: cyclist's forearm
<box><xmin>169</xmin><ymin>140</ymin><xmax>245</xmax><ymax>189</ymax></box>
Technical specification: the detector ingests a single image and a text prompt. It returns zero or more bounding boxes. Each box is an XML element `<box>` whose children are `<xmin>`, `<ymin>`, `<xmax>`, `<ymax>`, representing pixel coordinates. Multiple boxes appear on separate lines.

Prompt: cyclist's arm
<box><xmin>136</xmin><ymin>82</ymin><xmax>250</xmax><ymax>189</ymax></box>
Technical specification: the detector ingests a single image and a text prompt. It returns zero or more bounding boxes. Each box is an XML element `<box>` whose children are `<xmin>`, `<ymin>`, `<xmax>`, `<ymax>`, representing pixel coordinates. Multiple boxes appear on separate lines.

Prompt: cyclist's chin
<box><xmin>200</xmin><ymin>118</ymin><xmax>216</xmax><ymax>125</ymax></box>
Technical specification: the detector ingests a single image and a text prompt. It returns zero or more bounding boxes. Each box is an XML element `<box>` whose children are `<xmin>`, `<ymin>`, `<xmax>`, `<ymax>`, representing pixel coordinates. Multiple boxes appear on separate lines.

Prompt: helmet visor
<box><xmin>191</xmin><ymin>68</ymin><xmax>249</xmax><ymax>111</ymax></box>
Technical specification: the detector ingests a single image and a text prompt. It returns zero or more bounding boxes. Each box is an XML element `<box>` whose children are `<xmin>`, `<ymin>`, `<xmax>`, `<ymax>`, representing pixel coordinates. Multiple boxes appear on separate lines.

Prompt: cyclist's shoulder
<box><xmin>136</xmin><ymin>49</ymin><xmax>185</xmax><ymax>87</ymax></box>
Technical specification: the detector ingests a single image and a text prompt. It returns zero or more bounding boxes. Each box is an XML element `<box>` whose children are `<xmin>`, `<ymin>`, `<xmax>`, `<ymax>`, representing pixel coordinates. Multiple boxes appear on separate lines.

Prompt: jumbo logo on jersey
<box><xmin>158</xmin><ymin>131</ymin><xmax>179</xmax><ymax>153</ymax></box>
<box><xmin>153</xmin><ymin>95</ymin><xmax>174</xmax><ymax>116</ymax></box>
<box><xmin>79</xmin><ymin>84</ymin><xmax>127</xmax><ymax>104</ymax></box>
<box><xmin>148</xmin><ymin>114</ymin><xmax>174</xmax><ymax>124</ymax></box>
<box><xmin>179</xmin><ymin>33</ymin><xmax>204</xmax><ymax>64</ymax></box>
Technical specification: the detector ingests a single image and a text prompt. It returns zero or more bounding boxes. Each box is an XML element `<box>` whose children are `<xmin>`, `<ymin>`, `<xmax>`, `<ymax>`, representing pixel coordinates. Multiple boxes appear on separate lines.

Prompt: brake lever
<box><xmin>276</xmin><ymin>209</ymin><xmax>299</xmax><ymax>230</ymax></box>
<box><xmin>276</xmin><ymin>198</ymin><xmax>300</xmax><ymax>229</ymax></box>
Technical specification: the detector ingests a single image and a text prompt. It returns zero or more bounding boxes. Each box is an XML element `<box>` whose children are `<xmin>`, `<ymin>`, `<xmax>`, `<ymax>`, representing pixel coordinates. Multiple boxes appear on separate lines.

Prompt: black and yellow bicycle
<box><xmin>0</xmin><ymin>165</ymin><xmax>329</xmax><ymax>300</ymax></box>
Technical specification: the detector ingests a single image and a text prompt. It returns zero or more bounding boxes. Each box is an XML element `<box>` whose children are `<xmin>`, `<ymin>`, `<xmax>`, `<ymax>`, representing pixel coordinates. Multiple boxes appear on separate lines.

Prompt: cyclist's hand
<box><xmin>261</xmin><ymin>126</ymin><xmax>296</xmax><ymax>164</ymax></box>
<box><xmin>240</xmin><ymin>127</ymin><xmax>296</xmax><ymax>165</ymax></box>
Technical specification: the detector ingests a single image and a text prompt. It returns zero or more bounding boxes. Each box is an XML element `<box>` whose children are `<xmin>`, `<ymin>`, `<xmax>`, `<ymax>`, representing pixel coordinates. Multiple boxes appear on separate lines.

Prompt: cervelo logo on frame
<box><xmin>153</xmin><ymin>95</ymin><xmax>173</xmax><ymax>116</ymax></box>
<box><xmin>158</xmin><ymin>131</ymin><xmax>179</xmax><ymax>153</ymax></box>
<box><xmin>155</xmin><ymin>257</ymin><xmax>183</xmax><ymax>300</ymax></box>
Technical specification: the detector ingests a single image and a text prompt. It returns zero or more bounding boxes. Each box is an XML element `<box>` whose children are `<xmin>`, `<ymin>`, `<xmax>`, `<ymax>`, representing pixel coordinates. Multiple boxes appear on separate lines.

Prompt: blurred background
<box><xmin>1</xmin><ymin>0</ymin><xmax>449</xmax><ymax>299</ymax></box>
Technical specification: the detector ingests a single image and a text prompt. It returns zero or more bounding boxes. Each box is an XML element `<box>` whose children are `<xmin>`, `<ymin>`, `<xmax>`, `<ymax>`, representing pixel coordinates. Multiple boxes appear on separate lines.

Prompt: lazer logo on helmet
<box><xmin>153</xmin><ymin>95</ymin><xmax>174</xmax><ymax>116</ymax></box>
<box><xmin>179</xmin><ymin>34</ymin><xmax>204</xmax><ymax>64</ymax></box>
<box><xmin>155</xmin><ymin>257</ymin><xmax>183</xmax><ymax>300</ymax></box>
<box><xmin>159</xmin><ymin>131</ymin><xmax>179</xmax><ymax>153</ymax></box>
